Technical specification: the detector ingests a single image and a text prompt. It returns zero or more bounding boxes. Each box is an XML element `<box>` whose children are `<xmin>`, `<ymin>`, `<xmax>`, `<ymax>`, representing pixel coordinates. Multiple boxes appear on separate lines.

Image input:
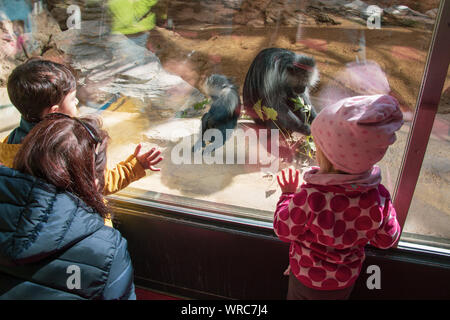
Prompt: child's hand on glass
<box><xmin>277</xmin><ymin>168</ymin><xmax>300</xmax><ymax>193</ymax></box>
<box><xmin>134</xmin><ymin>144</ymin><xmax>164</xmax><ymax>172</ymax></box>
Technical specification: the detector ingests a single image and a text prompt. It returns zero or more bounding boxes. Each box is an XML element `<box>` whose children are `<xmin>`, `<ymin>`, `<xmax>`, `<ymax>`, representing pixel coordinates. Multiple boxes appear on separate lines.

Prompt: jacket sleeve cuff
<box><xmin>125</xmin><ymin>154</ymin><xmax>147</xmax><ymax>180</ymax></box>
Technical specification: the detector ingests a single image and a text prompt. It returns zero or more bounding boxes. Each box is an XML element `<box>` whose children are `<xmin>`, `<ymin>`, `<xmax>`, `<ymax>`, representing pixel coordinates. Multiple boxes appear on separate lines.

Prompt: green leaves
<box><xmin>263</xmin><ymin>106</ymin><xmax>278</xmax><ymax>121</ymax></box>
<box><xmin>252</xmin><ymin>99</ymin><xmax>316</xmax><ymax>160</ymax></box>
<box><xmin>291</xmin><ymin>96</ymin><xmax>312</xmax><ymax>124</ymax></box>
<box><xmin>252</xmin><ymin>100</ymin><xmax>278</xmax><ymax>121</ymax></box>
<box><xmin>291</xmin><ymin>96</ymin><xmax>305</xmax><ymax>112</ymax></box>
<box><xmin>253</xmin><ymin>100</ymin><xmax>264</xmax><ymax>120</ymax></box>
<box><xmin>193</xmin><ymin>99</ymin><xmax>211</xmax><ymax>110</ymax></box>
<box><xmin>302</xmin><ymin>135</ymin><xmax>316</xmax><ymax>159</ymax></box>
<box><xmin>253</xmin><ymin>97</ymin><xmax>311</xmax><ymax>123</ymax></box>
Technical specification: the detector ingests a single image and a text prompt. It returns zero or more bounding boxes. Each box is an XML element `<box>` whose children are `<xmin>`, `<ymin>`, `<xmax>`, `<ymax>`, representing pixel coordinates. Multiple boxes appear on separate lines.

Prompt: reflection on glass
<box><xmin>402</xmin><ymin>81</ymin><xmax>450</xmax><ymax>244</ymax></box>
<box><xmin>0</xmin><ymin>1</ymin><xmax>441</xmax><ymax>231</ymax></box>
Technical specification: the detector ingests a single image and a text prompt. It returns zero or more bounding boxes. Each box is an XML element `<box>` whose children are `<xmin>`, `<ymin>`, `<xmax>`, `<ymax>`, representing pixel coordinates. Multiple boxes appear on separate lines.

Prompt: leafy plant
<box><xmin>301</xmin><ymin>135</ymin><xmax>316</xmax><ymax>159</ymax></box>
<box><xmin>193</xmin><ymin>99</ymin><xmax>210</xmax><ymax>110</ymax></box>
<box><xmin>291</xmin><ymin>96</ymin><xmax>316</xmax><ymax>159</ymax></box>
<box><xmin>252</xmin><ymin>99</ymin><xmax>265</xmax><ymax>121</ymax></box>
<box><xmin>252</xmin><ymin>99</ymin><xmax>316</xmax><ymax>160</ymax></box>
<box><xmin>253</xmin><ymin>100</ymin><xmax>288</xmax><ymax>140</ymax></box>
<box><xmin>252</xmin><ymin>99</ymin><xmax>278</xmax><ymax>122</ymax></box>
<box><xmin>262</xmin><ymin>106</ymin><xmax>278</xmax><ymax>121</ymax></box>
<box><xmin>180</xmin><ymin>110</ymin><xmax>188</xmax><ymax>118</ymax></box>
<box><xmin>291</xmin><ymin>96</ymin><xmax>312</xmax><ymax>124</ymax></box>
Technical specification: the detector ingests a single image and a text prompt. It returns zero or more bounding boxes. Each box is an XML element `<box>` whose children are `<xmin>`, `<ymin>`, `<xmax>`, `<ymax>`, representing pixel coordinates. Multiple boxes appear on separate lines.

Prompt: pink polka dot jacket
<box><xmin>274</xmin><ymin>168</ymin><xmax>401</xmax><ymax>291</ymax></box>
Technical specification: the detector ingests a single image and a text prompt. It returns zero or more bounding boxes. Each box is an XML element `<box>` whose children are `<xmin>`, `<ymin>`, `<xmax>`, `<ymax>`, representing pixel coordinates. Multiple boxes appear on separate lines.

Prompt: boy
<box><xmin>0</xmin><ymin>58</ymin><xmax>163</xmax><ymax>225</ymax></box>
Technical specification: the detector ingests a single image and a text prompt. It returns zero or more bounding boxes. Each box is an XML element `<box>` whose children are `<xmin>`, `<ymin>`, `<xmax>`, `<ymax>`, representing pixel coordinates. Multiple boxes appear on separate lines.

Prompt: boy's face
<box><xmin>57</xmin><ymin>90</ymin><xmax>79</xmax><ymax>117</ymax></box>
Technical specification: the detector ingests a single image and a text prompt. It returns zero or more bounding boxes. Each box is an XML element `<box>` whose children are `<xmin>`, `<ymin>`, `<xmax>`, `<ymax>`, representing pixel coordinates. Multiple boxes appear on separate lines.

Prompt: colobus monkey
<box><xmin>243</xmin><ymin>48</ymin><xmax>319</xmax><ymax>135</ymax></box>
<box><xmin>192</xmin><ymin>74</ymin><xmax>241</xmax><ymax>153</ymax></box>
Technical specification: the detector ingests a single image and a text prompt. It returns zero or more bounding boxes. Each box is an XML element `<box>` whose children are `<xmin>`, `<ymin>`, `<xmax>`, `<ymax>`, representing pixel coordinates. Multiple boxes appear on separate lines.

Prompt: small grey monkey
<box><xmin>192</xmin><ymin>74</ymin><xmax>241</xmax><ymax>153</ymax></box>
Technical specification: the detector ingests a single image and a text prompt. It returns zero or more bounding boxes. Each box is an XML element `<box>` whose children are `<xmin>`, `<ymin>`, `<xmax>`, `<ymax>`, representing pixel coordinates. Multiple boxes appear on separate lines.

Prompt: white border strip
<box><xmin>398</xmin><ymin>240</ymin><xmax>450</xmax><ymax>257</ymax></box>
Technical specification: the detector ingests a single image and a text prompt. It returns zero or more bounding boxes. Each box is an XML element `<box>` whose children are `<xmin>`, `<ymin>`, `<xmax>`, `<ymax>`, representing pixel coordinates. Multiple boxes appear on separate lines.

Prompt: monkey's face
<box><xmin>203</xmin><ymin>74</ymin><xmax>230</xmax><ymax>97</ymax></box>
<box><xmin>286</xmin><ymin>68</ymin><xmax>309</xmax><ymax>95</ymax></box>
<box><xmin>293</xmin><ymin>84</ymin><xmax>306</xmax><ymax>95</ymax></box>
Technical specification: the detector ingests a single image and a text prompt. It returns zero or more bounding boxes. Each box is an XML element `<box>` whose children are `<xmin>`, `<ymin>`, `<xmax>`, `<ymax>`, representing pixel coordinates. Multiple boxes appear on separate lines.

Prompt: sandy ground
<box><xmin>147</xmin><ymin>18</ymin><xmax>449</xmax><ymax>115</ymax></box>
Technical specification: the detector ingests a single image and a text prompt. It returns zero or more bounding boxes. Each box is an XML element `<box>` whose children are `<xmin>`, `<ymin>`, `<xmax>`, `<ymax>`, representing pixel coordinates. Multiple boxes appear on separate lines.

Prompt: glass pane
<box><xmin>401</xmin><ymin>76</ymin><xmax>450</xmax><ymax>247</ymax></box>
<box><xmin>0</xmin><ymin>0</ymin><xmax>440</xmax><ymax>223</ymax></box>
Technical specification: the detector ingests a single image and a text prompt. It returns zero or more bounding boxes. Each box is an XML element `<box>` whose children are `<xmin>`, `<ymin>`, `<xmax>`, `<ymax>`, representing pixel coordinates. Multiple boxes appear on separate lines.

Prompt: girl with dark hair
<box><xmin>1</xmin><ymin>58</ymin><xmax>164</xmax><ymax>228</ymax></box>
<box><xmin>0</xmin><ymin>114</ymin><xmax>136</xmax><ymax>299</ymax></box>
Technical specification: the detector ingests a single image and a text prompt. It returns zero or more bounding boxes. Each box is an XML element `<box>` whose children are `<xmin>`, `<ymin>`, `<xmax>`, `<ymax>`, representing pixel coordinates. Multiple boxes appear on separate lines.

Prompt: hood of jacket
<box><xmin>0</xmin><ymin>165</ymin><xmax>105</xmax><ymax>265</ymax></box>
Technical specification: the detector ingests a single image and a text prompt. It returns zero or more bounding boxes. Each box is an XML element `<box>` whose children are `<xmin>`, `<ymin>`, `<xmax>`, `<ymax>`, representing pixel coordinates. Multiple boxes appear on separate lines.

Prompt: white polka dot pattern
<box><xmin>274</xmin><ymin>183</ymin><xmax>400</xmax><ymax>290</ymax></box>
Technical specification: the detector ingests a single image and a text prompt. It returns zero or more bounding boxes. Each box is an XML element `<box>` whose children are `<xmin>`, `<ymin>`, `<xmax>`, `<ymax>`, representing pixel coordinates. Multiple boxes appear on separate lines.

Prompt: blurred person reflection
<box><xmin>108</xmin><ymin>0</ymin><xmax>159</xmax><ymax>48</ymax></box>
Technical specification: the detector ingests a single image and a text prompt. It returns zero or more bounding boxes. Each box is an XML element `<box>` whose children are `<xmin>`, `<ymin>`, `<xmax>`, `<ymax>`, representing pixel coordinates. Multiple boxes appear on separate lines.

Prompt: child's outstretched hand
<box><xmin>277</xmin><ymin>168</ymin><xmax>300</xmax><ymax>193</ymax></box>
<box><xmin>134</xmin><ymin>144</ymin><xmax>164</xmax><ymax>172</ymax></box>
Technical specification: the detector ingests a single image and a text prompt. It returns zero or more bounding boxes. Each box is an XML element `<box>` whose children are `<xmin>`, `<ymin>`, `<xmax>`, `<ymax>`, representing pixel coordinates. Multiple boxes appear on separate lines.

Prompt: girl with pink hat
<box><xmin>274</xmin><ymin>94</ymin><xmax>404</xmax><ymax>300</ymax></box>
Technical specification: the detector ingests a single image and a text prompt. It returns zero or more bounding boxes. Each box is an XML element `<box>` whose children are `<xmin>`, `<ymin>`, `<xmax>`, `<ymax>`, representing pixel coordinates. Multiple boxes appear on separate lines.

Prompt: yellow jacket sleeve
<box><xmin>1</xmin><ymin>137</ymin><xmax>147</xmax><ymax>195</ymax></box>
<box><xmin>103</xmin><ymin>154</ymin><xmax>147</xmax><ymax>196</ymax></box>
<box><xmin>0</xmin><ymin>136</ymin><xmax>20</xmax><ymax>168</ymax></box>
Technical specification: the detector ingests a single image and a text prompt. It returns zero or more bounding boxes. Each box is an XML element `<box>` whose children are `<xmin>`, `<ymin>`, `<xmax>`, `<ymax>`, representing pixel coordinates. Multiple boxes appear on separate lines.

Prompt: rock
<box><xmin>385</xmin><ymin>5</ymin><xmax>430</xmax><ymax>18</ymax></box>
<box><xmin>385</xmin><ymin>5</ymin><xmax>410</xmax><ymax>16</ymax></box>
<box><xmin>0</xmin><ymin>20</ymin><xmax>20</xmax><ymax>86</ymax></box>
<box><xmin>53</xmin><ymin>20</ymin><xmax>205</xmax><ymax>117</ymax></box>
<box><xmin>45</xmin><ymin>0</ymin><xmax>110</xmax><ymax>31</ymax></box>
<box><xmin>247</xmin><ymin>19</ymin><xmax>265</xmax><ymax>28</ymax></box>
<box><xmin>144</xmin><ymin>118</ymin><xmax>199</xmax><ymax>146</ymax></box>
<box><xmin>305</xmin><ymin>0</ymin><xmax>436</xmax><ymax>29</ymax></box>
<box><xmin>25</xmin><ymin>10</ymin><xmax>62</xmax><ymax>57</ymax></box>
<box><xmin>344</xmin><ymin>0</ymin><xmax>369</xmax><ymax>13</ymax></box>
<box><xmin>378</xmin><ymin>4</ymin><xmax>434</xmax><ymax>29</ymax></box>
<box><xmin>425</xmin><ymin>8</ymin><xmax>439</xmax><ymax>18</ymax></box>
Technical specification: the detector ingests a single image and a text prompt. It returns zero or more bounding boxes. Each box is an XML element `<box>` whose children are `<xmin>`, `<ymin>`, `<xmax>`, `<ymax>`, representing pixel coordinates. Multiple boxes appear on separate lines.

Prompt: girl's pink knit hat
<box><xmin>311</xmin><ymin>94</ymin><xmax>404</xmax><ymax>174</ymax></box>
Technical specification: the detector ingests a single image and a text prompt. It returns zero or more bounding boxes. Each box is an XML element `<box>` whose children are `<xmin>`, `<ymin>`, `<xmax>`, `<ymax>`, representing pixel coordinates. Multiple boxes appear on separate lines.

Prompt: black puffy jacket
<box><xmin>0</xmin><ymin>166</ymin><xmax>136</xmax><ymax>300</ymax></box>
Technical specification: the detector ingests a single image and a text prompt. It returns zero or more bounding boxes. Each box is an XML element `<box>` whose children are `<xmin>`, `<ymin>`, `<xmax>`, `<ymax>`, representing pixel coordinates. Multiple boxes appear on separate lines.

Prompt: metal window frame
<box><xmin>110</xmin><ymin>196</ymin><xmax>450</xmax><ymax>300</ymax></box>
<box><xmin>392</xmin><ymin>0</ymin><xmax>450</xmax><ymax>244</ymax></box>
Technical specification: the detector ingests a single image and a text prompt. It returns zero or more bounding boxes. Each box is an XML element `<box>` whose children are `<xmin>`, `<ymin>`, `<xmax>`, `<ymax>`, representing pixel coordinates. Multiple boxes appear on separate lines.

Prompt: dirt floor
<box><xmin>145</xmin><ymin>17</ymin><xmax>449</xmax><ymax>116</ymax></box>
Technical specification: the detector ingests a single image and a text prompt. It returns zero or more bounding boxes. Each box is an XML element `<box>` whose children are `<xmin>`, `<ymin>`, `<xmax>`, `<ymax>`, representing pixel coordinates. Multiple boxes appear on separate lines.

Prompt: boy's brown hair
<box><xmin>7</xmin><ymin>58</ymin><xmax>76</xmax><ymax>122</ymax></box>
<box><xmin>13</xmin><ymin>114</ymin><xmax>110</xmax><ymax>218</ymax></box>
